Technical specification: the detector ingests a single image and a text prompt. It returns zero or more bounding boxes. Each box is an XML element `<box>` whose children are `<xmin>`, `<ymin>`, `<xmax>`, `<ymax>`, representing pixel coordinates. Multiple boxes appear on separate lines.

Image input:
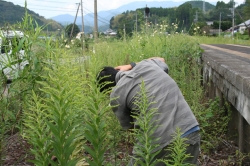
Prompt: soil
<box><xmin>2</xmin><ymin>133</ymin><xmax>34</xmax><ymax>166</ymax></box>
<box><xmin>1</xmin><ymin>133</ymin><xmax>250</xmax><ymax>166</ymax></box>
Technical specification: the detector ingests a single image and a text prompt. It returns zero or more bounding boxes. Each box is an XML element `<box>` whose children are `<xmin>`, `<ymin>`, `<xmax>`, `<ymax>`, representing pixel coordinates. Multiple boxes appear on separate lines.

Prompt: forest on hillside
<box><xmin>0</xmin><ymin>1</ymin><xmax>63</xmax><ymax>31</ymax></box>
<box><xmin>110</xmin><ymin>0</ymin><xmax>250</xmax><ymax>37</ymax></box>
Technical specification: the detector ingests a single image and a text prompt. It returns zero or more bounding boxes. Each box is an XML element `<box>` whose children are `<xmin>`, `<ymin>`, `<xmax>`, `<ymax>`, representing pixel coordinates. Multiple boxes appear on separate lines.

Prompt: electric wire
<box><xmin>6</xmin><ymin>0</ymin><xmax>112</xmax><ymax>25</ymax></box>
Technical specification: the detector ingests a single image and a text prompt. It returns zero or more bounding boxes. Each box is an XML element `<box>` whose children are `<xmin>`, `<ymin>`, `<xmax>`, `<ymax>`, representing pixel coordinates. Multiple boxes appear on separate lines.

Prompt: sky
<box><xmin>5</xmin><ymin>0</ymin><xmax>245</xmax><ymax>18</ymax></box>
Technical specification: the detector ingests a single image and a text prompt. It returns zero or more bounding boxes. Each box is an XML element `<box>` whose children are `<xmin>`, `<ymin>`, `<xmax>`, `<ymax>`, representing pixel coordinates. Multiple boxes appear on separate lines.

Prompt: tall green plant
<box><xmin>158</xmin><ymin>128</ymin><xmax>192</xmax><ymax>166</ymax></box>
<box><xmin>23</xmin><ymin>54</ymin><xmax>86</xmax><ymax>165</ymax></box>
<box><xmin>0</xmin><ymin>2</ymin><xmax>50</xmax><ymax>138</ymax></box>
<box><xmin>131</xmin><ymin>80</ymin><xmax>161</xmax><ymax>166</ymax></box>
<box><xmin>82</xmin><ymin>71</ymin><xmax>111</xmax><ymax>166</ymax></box>
<box><xmin>22</xmin><ymin>91</ymin><xmax>52</xmax><ymax>165</ymax></box>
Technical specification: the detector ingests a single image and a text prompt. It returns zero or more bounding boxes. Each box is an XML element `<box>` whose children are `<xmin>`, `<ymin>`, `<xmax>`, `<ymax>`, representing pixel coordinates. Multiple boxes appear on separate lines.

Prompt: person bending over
<box><xmin>97</xmin><ymin>57</ymin><xmax>200</xmax><ymax>166</ymax></box>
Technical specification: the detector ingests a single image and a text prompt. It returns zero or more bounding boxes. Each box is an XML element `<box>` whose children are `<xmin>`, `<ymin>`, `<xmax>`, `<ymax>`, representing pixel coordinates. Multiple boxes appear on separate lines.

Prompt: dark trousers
<box><xmin>128</xmin><ymin>131</ymin><xmax>200</xmax><ymax>166</ymax></box>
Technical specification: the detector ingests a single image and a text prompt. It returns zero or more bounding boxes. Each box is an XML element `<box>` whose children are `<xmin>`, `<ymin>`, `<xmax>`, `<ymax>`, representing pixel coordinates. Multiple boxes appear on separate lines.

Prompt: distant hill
<box><xmin>0</xmin><ymin>1</ymin><xmax>63</xmax><ymax>31</ymax></box>
<box><xmin>0</xmin><ymin>0</ymin><xmax>216</xmax><ymax>33</ymax></box>
<box><xmin>186</xmin><ymin>1</ymin><xmax>215</xmax><ymax>12</ymax></box>
<box><xmin>51</xmin><ymin>1</ymin><xmax>186</xmax><ymax>28</ymax></box>
<box><xmin>51</xmin><ymin>0</ymin><xmax>217</xmax><ymax>32</ymax></box>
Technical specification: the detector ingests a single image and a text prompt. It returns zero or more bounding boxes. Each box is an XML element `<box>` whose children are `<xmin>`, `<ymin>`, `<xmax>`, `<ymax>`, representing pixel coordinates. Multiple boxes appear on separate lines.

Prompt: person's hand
<box><xmin>148</xmin><ymin>57</ymin><xmax>165</xmax><ymax>62</ymax></box>
<box><xmin>115</xmin><ymin>64</ymin><xmax>133</xmax><ymax>71</ymax></box>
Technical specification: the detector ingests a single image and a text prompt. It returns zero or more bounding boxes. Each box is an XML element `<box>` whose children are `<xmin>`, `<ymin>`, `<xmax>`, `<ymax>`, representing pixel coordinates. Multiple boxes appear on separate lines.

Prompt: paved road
<box><xmin>201</xmin><ymin>44</ymin><xmax>250</xmax><ymax>63</ymax></box>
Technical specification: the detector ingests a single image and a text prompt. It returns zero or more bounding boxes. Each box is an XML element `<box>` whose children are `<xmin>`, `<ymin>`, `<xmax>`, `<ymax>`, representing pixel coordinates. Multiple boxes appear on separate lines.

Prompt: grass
<box><xmin>196</xmin><ymin>35</ymin><xmax>250</xmax><ymax>45</ymax></box>
<box><xmin>1</xmin><ymin>12</ymin><xmax>249</xmax><ymax>165</ymax></box>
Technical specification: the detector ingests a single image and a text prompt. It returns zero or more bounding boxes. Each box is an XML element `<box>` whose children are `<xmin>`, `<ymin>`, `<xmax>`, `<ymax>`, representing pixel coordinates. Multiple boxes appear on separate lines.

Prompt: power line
<box><xmin>30</xmin><ymin>0</ymin><xmax>79</xmax><ymax>3</ymax></box>
<box><xmin>7</xmin><ymin>0</ymin><xmax>111</xmax><ymax>24</ymax></box>
<box><xmin>14</xmin><ymin>3</ymin><xmax>78</xmax><ymax>11</ymax></box>
<box><xmin>83</xmin><ymin>6</ymin><xmax>110</xmax><ymax>23</ymax></box>
<box><xmin>83</xmin><ymin>11</ymin><xmax>109</xmax><ymax>25</ymax></box>
<box><xmin>25</xmin><ymin>8</ymin><xmax>77</xmax><ymax>12</ymax></box>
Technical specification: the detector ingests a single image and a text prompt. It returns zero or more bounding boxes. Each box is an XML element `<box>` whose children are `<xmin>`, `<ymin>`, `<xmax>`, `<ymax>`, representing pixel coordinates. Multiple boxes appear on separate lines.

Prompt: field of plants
<box><xmin>1</xmin><ymin>12</ymin><xmax>250</xmax><ymax>166</ymax></box>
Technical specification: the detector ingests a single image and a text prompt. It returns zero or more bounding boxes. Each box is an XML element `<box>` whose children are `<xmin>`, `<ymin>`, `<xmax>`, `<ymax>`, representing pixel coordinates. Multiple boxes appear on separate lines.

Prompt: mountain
<box><xmin>51</xmin><ymin>1</ymin><xmax>186</xmax><ymax>28</ymax></box>
<box><xmin>187</xmin><ymin>1</ymin><xmax>215</xmax><ymax>12</ymax></box>
<box><xmin>0</xmin><ymin>1</ymin><xmax>63</xmax><ymax>31</ymax></box>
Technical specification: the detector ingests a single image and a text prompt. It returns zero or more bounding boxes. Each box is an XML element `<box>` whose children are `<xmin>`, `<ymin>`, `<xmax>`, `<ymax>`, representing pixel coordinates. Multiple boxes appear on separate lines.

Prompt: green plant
<box><xmin>198</xmin><ymin>97</ymin><xmax>232</xmax><ymax>152</ymax></box>
<box><xmin>131</xmin><ymin>80</ymin><xmax>161</xmax><ymax>166</ymax></box>
<box><xmin>1</xmin><ymin>14</ymin><xmax>241</xmax><ymax>165</ymax></box>
<box><xmin>22</xmin><ymin>54</ymin><xmax>86</xmax><ymax>165</ymax></box>
<box><xmin>235</xmin><ymin>150</ymin><xmax>250</xmax><ymax>165</ymax></box>
<box><xmin>158</xmin><ymin>128</ymin><xmax>193</xmax><ymax>166</ymax></box>
<box><xmin>82</xmin><ymin>72</ymin><xmax>111</xmax><ymax>166</ymax></box>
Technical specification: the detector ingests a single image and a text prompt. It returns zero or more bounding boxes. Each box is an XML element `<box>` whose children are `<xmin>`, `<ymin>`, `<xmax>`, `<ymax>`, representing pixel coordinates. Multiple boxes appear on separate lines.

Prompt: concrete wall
<box><xmin>202</xmin><ymin>50</ymin><xmax>250</xmax><ymax>153</ymax></box>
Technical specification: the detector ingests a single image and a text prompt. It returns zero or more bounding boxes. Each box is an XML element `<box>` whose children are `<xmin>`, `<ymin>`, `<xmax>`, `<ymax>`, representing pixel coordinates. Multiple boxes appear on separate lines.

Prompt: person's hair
<box><xmin>96</xmin><ymin>66</ymin><xmax>118</xmax><ymax>92</ymax></box>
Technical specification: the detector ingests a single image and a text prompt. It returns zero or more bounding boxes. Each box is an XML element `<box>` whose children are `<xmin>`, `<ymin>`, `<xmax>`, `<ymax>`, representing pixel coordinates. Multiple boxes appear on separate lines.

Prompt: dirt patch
<box><xmin>2</xmin><ymin>133</ymin><xmax>250</xmax><ymax>166</ymax></box>
<box><xmin>2</xmin><ymin>133</ymin><xmax>34</xmax><ymax>166</ymax></box>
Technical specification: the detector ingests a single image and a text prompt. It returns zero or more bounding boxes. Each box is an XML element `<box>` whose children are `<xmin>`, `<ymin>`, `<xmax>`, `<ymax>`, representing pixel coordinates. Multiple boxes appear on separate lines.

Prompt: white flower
<box><xmin>172</xmin><ymin>23</ymin><xmax>174</xmax><ymax>25</ymax></box>
<box><xmin>197</xmin><ymin>27</ymin><xmax>200</xmax><ymax>29</ymax></box>
<box><xmin>194</xmin><ymin>28</ymin><xmax>196</xmax><ymax>30</ymax></box>
<box><xmin>65</xmin><ymin>45</ymin><xmax>70</xmax><ymax>48</ymax></box>
<box><xmin>203</xmin><ymin>31</ymin><xmax>206</xmax><ymax>34</ymax></box>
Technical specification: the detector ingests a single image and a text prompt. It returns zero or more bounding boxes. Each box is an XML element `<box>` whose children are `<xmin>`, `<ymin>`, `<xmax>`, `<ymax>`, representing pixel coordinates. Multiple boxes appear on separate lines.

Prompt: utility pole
<box><xmin>144</xmin><ymin>5</ymin><xmax>150</xmax><ymax>33</ymax></box>
<box><xmin>94</xmin><ymin>0</ymin><xmax>98</xmax><ymax>41</ymax></box>
<box><xmin>145</xmin><ymin>5</ymin><xmax>150</xmax><ymax>25</ymax></box>
<box><xmin>135</xmin><ymin>11</ymin><xmax>137</xmax><ymax>34</ymax></box>
<box><xmin>219</xmin><ymin>12</ymin><xmax>222</xmax><ymax>37</ymax></box>
<box><xmin>229</xmin><ymin>0</ymin><xmax>235</xmax><ymax>38</ymax></box>
<box><xmin>194</xmin><ymin>11</ymin><xmax>198</xmax><ymax>23</ymax></box>
<box><xmin>235</xmin><ymin>8</ymin><xmax>250</xmax><ymax>38</ymax></box>
<box><xmin>80</xmin><ymin>0</ymin><xmax>84</xmax><ymax>51</ymax></box>
<box><xmin>81</xmin><ymin>0</ymin><xmax>84</xmax><ymax>33</ymax></box>
<box><xmin>70</xmin><ymin>3</ymin><xmax>80</xmax><ymax>39</ymax></box>
<box><xmin>124</xmin><ymin>24</ymin><xmax>126</xmax><ymax>41</ymax></box>
<box><xmin>203</xmin><ymin>0</ymin><xmax>206</xmax><ymax>13</ymax></box>
<box><xmin>232</xmin><ymin>0</ymin><xmax>235</xmax><ymax>38</ymax></box>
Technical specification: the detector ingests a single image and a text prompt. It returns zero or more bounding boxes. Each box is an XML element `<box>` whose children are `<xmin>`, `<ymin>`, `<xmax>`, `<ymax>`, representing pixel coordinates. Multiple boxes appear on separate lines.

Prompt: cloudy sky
<box><xmin>5</xmin><ymin>0</ymin><xmax>245</xmax><ymax>18</ymax></box>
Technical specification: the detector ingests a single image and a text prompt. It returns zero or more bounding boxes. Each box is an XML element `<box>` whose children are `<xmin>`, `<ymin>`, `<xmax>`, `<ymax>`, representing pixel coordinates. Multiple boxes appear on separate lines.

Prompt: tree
<box><xmin>244</xmin><ymin>0</ymin><xmax>250</xmax><ymax>18</ymax></box>
<box><xmin>65</xmin><ymin>23</ymin><xmax>80</xmax><ymax>38</ymax></box>
<box><xmin>244</xmin><ymin>0</ymin><xmax>250</xmax><ymax>37</ymax></box>
<box><xmin>176</xmin><ymin>3</ymin><xmax>194</xmax><ymax>29</ymax></box>
<box><xmin>215</xmin><ymin>1</ymin><xmax>228</xmax><ymax>9</ymax></box>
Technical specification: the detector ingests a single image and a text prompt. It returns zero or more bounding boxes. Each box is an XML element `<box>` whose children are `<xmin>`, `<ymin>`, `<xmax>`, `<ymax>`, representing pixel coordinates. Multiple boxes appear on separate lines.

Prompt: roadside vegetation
<box><xmin>1</xmin><ymin>11</ymin><xmax>250</xmax><ymax>166</ymax></box>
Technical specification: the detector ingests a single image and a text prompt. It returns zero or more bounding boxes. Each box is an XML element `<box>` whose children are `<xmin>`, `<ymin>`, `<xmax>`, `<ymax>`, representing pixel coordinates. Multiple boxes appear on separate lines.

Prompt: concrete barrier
<box><xmin>201</xmin><ymin>44</ymin><xmax>250</xmax><ymax>153</ymax></box>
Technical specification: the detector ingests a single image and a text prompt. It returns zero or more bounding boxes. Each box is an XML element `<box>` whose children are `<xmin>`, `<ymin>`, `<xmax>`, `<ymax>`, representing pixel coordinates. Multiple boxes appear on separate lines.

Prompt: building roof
<box><xmin>237</xmin><ymin>19</ymin><xmax>250</xmax><ymax>27</ymax></box>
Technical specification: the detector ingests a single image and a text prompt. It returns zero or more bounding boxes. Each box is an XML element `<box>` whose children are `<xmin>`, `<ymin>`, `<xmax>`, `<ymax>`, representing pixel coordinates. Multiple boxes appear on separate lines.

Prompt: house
<box><xmin>104</xmin><ymin>29</ymin><xmax>117</xmax><ymax>36</ymax></box>
<box><xmin>236</xmin><ymin>19</ymin><xmax>250</xmax><ymax>34</ymax></box>
<box><xmin>206</xmin><ymin>21</ymin><xmax>213</xmax><ymax>26</ymax></box>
